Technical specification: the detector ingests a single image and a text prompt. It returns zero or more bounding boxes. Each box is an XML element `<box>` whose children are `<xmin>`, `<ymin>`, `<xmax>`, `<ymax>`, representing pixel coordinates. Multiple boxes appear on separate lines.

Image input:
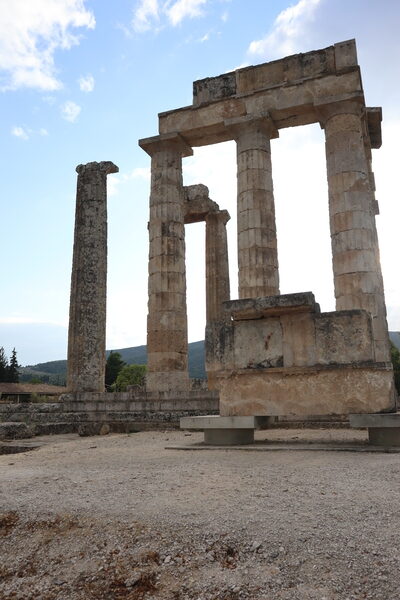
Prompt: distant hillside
<box><xmin>20</xmin><ymin>340</ymin><xmax>206</xmax><ymax>384</ymax></box>
<box><xmin>389</xmin><ymin>332</ymin><xmax>400</xmax><ymax>350</ymax></box>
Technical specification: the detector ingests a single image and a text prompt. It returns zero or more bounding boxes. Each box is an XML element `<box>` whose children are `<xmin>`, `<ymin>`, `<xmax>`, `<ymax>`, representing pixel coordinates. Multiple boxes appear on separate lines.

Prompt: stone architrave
<box><xmin>205</xmin><ymin>209</ymin><xmax>231</xmax><ymax>323</ymax></box>
<box><xmin>139</xmin><ymin>133</ymin><xmax>193</xmax><ymax>392</ymax></box>
<box><xmin>319</xmin><ymin>100</ymin><xmax>390</xmax><ymax>362</ymax></box>
<box><xmin>226</xmin><ymin>114</ymin><xmax>280</xmax><ymax>299</ymax></box>
<box><xmin>67</xmin><ymin>161</ymin><xmax>118</xmax><ymax>393</ymax></box>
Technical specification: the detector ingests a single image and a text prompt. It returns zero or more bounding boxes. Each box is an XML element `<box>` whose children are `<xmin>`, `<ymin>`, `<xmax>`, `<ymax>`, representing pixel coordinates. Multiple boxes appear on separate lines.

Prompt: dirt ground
<box><xmin>0</xmin><ymin>428</ymin><xmax>400</xmax><ymax>600</ymax></box>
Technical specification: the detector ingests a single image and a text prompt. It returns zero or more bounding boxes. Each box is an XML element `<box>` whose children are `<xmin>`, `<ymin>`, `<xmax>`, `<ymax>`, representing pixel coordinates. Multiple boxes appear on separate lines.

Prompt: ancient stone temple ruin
<box><xmin>139</xmin><ymin>39</ymin><xmax>397</xmax><ymax>443</ymax></box>
<box><xmin>63</xmin><ymin>39</ymin><xmax>398</xmax><ymax>445</ymax></box>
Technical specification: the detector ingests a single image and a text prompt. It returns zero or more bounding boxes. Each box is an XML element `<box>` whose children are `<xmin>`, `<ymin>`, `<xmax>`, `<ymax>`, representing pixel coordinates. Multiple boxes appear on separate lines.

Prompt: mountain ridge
<box><xmin>19</xmin><ymin>340</ymin><xmax>206</xmax><ymax>384</ymax></box>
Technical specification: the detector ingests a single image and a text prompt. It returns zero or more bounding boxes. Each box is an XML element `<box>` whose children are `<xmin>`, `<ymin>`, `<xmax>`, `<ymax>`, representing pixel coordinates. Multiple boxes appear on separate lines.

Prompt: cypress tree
<box><xmin>105</xmin><ymin>352</ymin><xmax>126</xmax><ymax>390</ymax></box>
<box><xmin>8</xmin><ymin>348</ymin><xmax>20</xmax><ymax>383</ymax></box>
<box><xmin>0</xmin><ymin>347</ymin><xmax>9</xmax><ymax>383</ymax></box>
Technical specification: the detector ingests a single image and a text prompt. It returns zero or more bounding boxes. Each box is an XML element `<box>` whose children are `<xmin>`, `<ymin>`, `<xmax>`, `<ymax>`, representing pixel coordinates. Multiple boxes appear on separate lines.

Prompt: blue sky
<box><xmin>1</xmin><ymin>0</ymin><xmax>400</xmax><ymax>365</ymax></box>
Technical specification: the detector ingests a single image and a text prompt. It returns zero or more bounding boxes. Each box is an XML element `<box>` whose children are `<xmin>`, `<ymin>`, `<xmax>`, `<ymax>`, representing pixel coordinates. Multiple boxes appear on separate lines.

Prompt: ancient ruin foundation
<box><xmin>140</xmin><ymin>39</ymin><xmax>396</xmax><ymax>417</ymax></box>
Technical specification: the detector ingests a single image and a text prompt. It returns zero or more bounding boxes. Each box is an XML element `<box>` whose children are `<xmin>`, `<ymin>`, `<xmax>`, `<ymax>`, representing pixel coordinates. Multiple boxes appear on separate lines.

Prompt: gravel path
<box><xmin>1</xmin><ymin>429</ymin><xmax>399</xmax><ymax>599</ymax></box>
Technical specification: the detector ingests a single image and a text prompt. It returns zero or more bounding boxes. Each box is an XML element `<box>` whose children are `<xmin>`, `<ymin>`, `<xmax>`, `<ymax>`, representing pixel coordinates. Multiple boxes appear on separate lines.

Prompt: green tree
<box><xmin>114</xmin><ymin>364</ymin><xmax>146</xmax><ymax>392</ymax></box>
<box><xmin>8</xmin><ymin>348</ymin><xmax>20</xmax><ymax>383</ymax></box>
<box><xmin>0</xmin><ymin>347</ymin><xmax>9</xmax><ymax>383</ymax></box>
<box><xmin>390</xmin><ymin>342</ymin><xmax>400</xmax><ymax>396</ymax></box>
<box><xmin>105</xmin><ymin>352</ymin><xmax>126</xmax><ymax>390</ymax></box>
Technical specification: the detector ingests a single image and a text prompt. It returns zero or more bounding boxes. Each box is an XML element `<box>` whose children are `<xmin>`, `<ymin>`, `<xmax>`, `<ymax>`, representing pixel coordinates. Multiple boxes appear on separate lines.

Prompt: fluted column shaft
<box><xmin>141</xmin><ymin>134</ymin><xmax>193</xmax><ymax>392</ymax></box>
<box><xmin>67</xmin><ymin>161</ymin><xmax>118</xmax><ymax>392</ymax></box>
<box><xmin>227</xmin><ymin>115</ymin><xmax>279</xmax><ymax>299</ymax></box>
<box><xmin>205</xmin><ymin>210</ymin><xmax>231</xmax><ymax>323</ymax></box>
<box><xmin>321</xmin><ymin>100</ymin><xmax>390</xmax><ymax>362</ymax></box>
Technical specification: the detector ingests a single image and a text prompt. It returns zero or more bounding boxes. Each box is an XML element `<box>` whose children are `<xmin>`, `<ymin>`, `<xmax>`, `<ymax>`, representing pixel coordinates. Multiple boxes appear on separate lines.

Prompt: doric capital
<box><xmin>225</xmin><ymin>112</ymin><xmax>279</xmax><ymax>140</ymax></box>
<box><xmin>138</xmin><ymin>133</ymin><xmax>193</xmax><ymax>157</ymax></box>
<box><xmin>76</xmin><ymin>161</ymin><xmax>119</xmax><ymax>176</ymax></box>
<box><xmin>215</xmin><ymin>209</ymin><xmax>231</xmax><ymax>226</ymax></box>
<box><xmin>315</xmin><ymin>95</ymin><xmax>364</xmax><ymax>128</ymax></box>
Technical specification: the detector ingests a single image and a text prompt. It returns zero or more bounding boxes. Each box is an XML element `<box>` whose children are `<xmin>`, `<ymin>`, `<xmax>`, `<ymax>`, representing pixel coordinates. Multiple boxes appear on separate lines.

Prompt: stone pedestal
<box><xmin>320</xmin><ymin>100</ymin><xmax>390</xmax><ymax>362</ymax></box>
<box><xmin>67</xmin><ymin>161</ymin><xmax>118</xmax><ymax>393</ymax></box>
<box><xmin>226</xmin><ymin>114</ymin><xmax>280</xmax><ymax>299</ymax></box>
<box><xmin>139</xmin><ymin>134</ymin><xmax>193</xmax><ymax>392</ymax></box>
<box><xmin>349</xmin><ymin>413</ymin><xmax>400</xmax><ymax>446</ymax></box>
<box><xmin>180</xmin><ymin>415</ymin><xmax>272</xmax><ymax>445</ymax></box>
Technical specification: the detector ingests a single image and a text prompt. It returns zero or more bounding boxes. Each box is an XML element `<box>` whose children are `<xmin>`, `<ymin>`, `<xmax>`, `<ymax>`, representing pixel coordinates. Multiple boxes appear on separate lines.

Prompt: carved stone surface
<box><xmin>67</xmin><ymin>161</ymin><xmax>118</xmax><ymax>393</ymax></box>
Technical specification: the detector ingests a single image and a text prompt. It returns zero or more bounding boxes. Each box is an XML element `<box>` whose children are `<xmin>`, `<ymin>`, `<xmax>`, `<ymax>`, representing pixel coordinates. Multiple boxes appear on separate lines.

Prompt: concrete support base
<box><xmin>350</xmin><ymin>413</ymin><xmax>400</xmax><ymax>446</ymax></box>
<box><xmin>204</xmin><ymin>428</ymin><xmax>254</xmax><ymax>445</ymax></box>
<box><xmin>368</xmin><ymin>428</ymin><xmax>400</xmax><ymax>447</ymax></box>
<box><xmin>180</xmin><ymin>415</ymin><xmax>272</xmax><ymax>446</ymax></box>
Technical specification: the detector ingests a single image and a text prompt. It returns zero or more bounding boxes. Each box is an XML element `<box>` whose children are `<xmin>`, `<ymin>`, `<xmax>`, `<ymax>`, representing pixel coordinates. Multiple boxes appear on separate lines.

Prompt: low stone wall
<box><xmin>0</xmin><ymin>390</ymin><xmax>220</xmax><ymax>438</ymax></box>
<box><xmin>0</xmin><ymin>390</ymin><xmax>355</xmax><ymax>440</ymax></box>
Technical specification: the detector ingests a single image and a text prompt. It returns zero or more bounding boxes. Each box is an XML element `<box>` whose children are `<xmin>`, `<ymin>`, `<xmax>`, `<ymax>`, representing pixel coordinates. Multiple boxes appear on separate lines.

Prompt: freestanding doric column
<box><xmin>226</xmin><ymin>114</ymin><xmax>280</xmax><ymax>299</ymax></box>
<box><xmin>205</xmin><ymin>210</ymin><xmax>231</xmax><ymax>323</ymax></box>
<box><xmin>319</xmin><ymin>99</ymin><xmax>390</xmax><ymax>362</ymax></box>
<box><xmin>139</xmin><ymin>133</ymin><xmax>193</xmax><ymax>392</ymax></box>
<box><xmin>67</xmin><ymin>161</ymin><xmax>119</xmax><ymax>392</ymax></box>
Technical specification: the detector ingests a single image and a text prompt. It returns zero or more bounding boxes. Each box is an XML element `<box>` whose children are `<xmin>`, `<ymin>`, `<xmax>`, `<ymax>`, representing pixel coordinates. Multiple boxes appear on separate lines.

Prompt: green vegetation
<box><xmin>114</xmin><ymin>364</ymin><xmax>147</xmax><ymax>391</ymax></box>
<box><xmin>390</xmin><ymin>342</ymin><xmax>400</xmax><ymax>395</ymax></box>
<box><xmin>105</xmin><ymin>352</ymin><xmax>126</xmax><ymax>390</ymax></box>
<box><xmin>0</xmin><ymin>347</ymin><xmax>20</xmax><ymax>383</ymax></box>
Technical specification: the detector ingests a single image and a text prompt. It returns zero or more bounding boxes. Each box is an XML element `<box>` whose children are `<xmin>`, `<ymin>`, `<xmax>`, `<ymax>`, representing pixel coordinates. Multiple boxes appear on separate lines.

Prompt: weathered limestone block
<box><xmin>281</xmin><ymin>312</ymin><xmax>317</xmax><ymax>368</ymax></box>
<box><xmin>160</xmin><ymin>41</ymin><xmax>368</xmax><ymax>147</ymax></box>
<box><xmin>315</xmin><ymin>310</ymin><xmax>374</xmax><ymax>365</ymax></box>
<box><xmin>67</xmin><ymin>161</ymin><xmax>118</xmax><ymax>393</ymax></box>
<box><xmin>208</xmin><ymin>293</ymin><xmax>395</xmax><ymax>416</ymax></box>
<box><xmin>183</xmin><ymin>184</ymin><xmax>219</xmax><ymax>224</ymax></box>
<box><xmin>234</xmin><ymin>318</ymin><xmax>283</xmax><ymax>369</ymax></box>
<box><xmin>139</xmin><ymin>134</ymin><xmax>193</xmax><ymax>392</ymax></box>
<box><xmin>218</xmin><ymin>366</ymin><xmax>395</xmax><ymax>417</ymax></box>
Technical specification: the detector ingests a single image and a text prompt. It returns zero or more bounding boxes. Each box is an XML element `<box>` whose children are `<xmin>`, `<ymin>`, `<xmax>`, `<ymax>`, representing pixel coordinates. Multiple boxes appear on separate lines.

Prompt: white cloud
<box><xmin>199</xmin><ymin>32</ymin><xmax>210</xmax><ymax>43</ymax></box>
<box><xmin>133</xmin><ymin>0</ymin><xmax>160</xmax><ymax>32</ymax></box>
<box><xmin>11</xmin><ymin>126</ymin><xmax>29</xmax><ymax>140</ymax></box>
<box><xmin>107</xmin><ymin>173</ymin><xmax>121</xmax><ymax>197</ymax></box>
<box><xmin>165</xmin><ymin>0</ymin><xmax>207</xmax><ymax>26</ymax></box>
<box><xmin>78</xmin><ymin>73</ymin><xmax>95</xmax><ymax>92</ymax></box>
<box><xmin>248</xmin><ymin>0</ymin><xmax>321</xmax><ymax>60</ymax></box>
<box><xmin>132</xmin><ymin>0</ymin><xmax>208</xmax><ymax>32</ymax></box>
<box><xmin>127</xmin><ymin>167</ymin><xmax>151</xmax><ymax>180</ymax></box>
<box><xmin>61</xmin><ymin>100</ymin><xmax>81</xmax><ymax>122</ymax></box>
<box><xmin>0</xmin><ymin>0</ymin><xmax>95</xmax><ymax>91</ymax></box>
<box><xmin>39</xmin><ymin>128</ymin><xmax>49</xmax><ymax>136</ymax></box>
